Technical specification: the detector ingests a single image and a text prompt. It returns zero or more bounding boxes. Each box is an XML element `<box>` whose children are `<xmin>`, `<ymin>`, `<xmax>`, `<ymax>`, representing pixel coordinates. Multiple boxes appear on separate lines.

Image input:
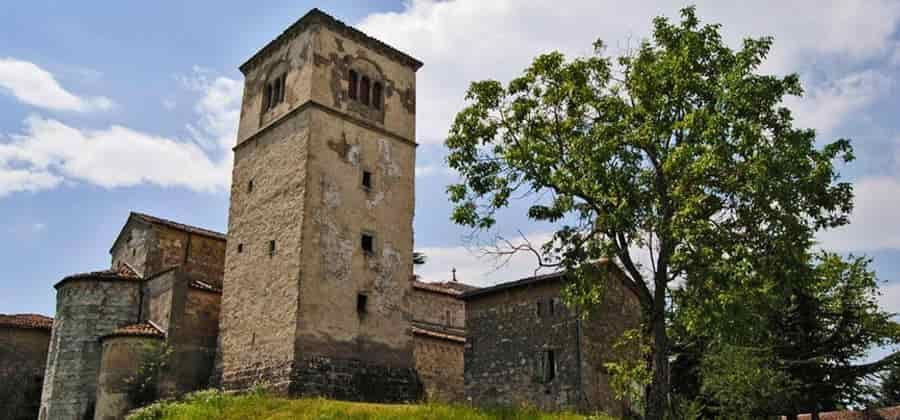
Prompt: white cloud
<box><xmin>0</xmin><ymin>68</ymin><xmax>240</xmax><ymax>197</ymax></box>
<box><xmin>788</xmin><ymin>70</ymin><xmax>893</xmax><ymax>137</ymax></box>
<box><xmin>415</xmin><ymin>164</ymin><xmax>455</xmax><ymax>177</ymax></box>
<box><xmin>0</xmin><ymin>58</ymin><xmax>113</xmax><ymax>112</ymax></box>
<box><xmin>359</xmin><ymin>0</ymin><xmax>900</xmax><ymax>143</ymax></box>
<box><xmin>818</xmin><ymin>176</ymin><xmax>900</xmax><ymax>252</ymax></box>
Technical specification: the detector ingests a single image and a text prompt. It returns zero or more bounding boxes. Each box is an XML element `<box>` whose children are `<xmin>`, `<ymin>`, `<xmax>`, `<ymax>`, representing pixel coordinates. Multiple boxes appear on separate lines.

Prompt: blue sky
<box><xmin>2</xmin><ymin>0</ymin><xmax>900</xmax><ymax>338</ymax></box>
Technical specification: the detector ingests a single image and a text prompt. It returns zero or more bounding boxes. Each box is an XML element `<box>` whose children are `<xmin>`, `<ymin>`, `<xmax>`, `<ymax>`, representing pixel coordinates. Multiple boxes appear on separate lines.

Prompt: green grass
<box><xmin>126</xmin><ymin>389</ymin><xmax>617</xmax><ymax>420</ymax></box>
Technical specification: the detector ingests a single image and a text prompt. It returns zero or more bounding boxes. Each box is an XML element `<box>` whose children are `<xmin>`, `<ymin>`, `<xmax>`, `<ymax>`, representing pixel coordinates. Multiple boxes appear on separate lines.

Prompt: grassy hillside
<box><xmin>126</xmin><ymin>390</ymin><xmax>616</xmax><ymax>420</ymax></box>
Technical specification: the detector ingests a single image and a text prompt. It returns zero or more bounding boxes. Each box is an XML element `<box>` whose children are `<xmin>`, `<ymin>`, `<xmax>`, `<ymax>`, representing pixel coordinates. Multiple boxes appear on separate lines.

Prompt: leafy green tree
<box><xmin>675</xmin><ymin>253</ymin><xmax>900</xmax><ymax>418</ymax></box>
<box><xmin>879</xmin><ymin>364</ymin><xmax>900</xmax><ymax>407</ymax></box>
<box><xmin>444</xmin><ymin>7</ymin><xmax>853</xmax><ymax>418</ymax></box>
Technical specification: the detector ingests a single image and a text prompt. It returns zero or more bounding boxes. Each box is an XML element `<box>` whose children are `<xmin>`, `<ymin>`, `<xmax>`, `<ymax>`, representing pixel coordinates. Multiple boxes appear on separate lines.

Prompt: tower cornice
<box><xmin>239</xmin><ymin>8</ymin><xmax>424</xmax><ymax>75</ymax></box>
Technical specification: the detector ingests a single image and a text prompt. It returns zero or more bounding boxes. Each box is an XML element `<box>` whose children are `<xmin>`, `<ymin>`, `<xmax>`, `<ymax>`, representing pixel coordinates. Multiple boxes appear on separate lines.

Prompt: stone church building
<box><xmin>0</xmin><ymin>8</ymin><xmax>639</xmax><ymax>420</ymax></box>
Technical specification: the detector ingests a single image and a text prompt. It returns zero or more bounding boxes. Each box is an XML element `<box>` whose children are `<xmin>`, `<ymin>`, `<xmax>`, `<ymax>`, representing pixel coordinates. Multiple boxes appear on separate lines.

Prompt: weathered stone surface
<box><xmin>94</xmin><ymin>335</ymin><xmax>164</xmax><ymax>420</ymax></box>
<box><xmin>111</xmin><ymin>213</ymin><xmax>227</xmax><ymax>289</ymax></box>
<box><xmin>463</xmin><ymin>266</ymin><xmax>640</xmax><ymax>415</ymax></box>
<box><xmin>0</xmin><ymin>326</ymin><xmax>51</xmax><ymax>420</ymax></box>
<box><xmin>413</xmin><ymin>334</ymin><xmax>464</xmax><ymax>403</ymax></box>
<box><xmin>40</xmin><ymin>279</ymin><xmax>141</xmax><ymax>420</ymax></box>
<box><xmin>220</xmin><ymin>8</ymin><xmax>422</xmax><ymax>402</ymax></box>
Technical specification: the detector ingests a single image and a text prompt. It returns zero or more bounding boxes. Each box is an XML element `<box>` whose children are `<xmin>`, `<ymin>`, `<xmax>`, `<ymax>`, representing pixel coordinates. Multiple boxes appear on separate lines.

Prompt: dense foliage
<box><xmin>445</xmin><ymin>6</ymin><xmax>857</xmax><ymax>419</ymax></box>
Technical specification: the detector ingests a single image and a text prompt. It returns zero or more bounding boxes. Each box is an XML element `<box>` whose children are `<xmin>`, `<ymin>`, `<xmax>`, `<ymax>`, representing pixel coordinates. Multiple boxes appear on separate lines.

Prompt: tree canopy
<box><xmin>445</xmin><ymin>6</ymin><xmax>856</xmax><ymax>419</ymax></box>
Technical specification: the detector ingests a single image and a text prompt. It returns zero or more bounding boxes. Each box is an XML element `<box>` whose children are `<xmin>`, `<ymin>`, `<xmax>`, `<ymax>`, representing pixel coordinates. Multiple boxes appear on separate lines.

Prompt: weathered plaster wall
<box><xmin>94</xmin><ymin>336</ymin><xmax>164</xmax><ymax>420</ymax></box>
<box><xmin>40</xmin><ymin>280</ymin><xmax>141</xmax><ymax>420</ymax></box>
<box><xmin>309</xmin><ymin>24</ymin><xmax>417</xmax><ymax>142</ymax></box>
<box><xmin>0</xmin><ymin>327</ymin><xmax>51</xmax><ymax>420</ymax></box>
<box><xmin>295</xmin><ymin>105</ymin><xmax>416</xmax><ymax>367</ymax></box>
<box><xmin>220</xmin><ymin>109</ymin><xmax>310</xmax><ymax>392</ymax></box>
<box><xmin>413</xmin><ymin>335</ymin><xmax>464</xmax><ymax>403</ymax></box>
<box><xmin>237</xmin><ymin>29</ymin><xmax>315</xmax><ymax>144</ymax></box>
<box><xmin>222</xmin><ymin>15</ymin><xmax>421</xmax><ymax>401</ymax></box>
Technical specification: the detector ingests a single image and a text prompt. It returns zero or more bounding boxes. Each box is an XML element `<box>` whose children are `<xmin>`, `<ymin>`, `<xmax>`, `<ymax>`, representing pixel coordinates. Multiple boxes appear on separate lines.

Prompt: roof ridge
<box><xmin>130</xmin><ymin>212</ymin><xmax>226</xmax><ymax>241</ymax></box>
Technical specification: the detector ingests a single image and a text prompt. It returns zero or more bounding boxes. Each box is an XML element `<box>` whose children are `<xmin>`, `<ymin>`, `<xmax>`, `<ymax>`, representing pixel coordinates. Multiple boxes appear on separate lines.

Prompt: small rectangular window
<box><xmin>268</xmin><ymin>240</ymin><xmax>276</xmax><ymax>257</ymax></box>
<box><xmin>536</xmin><ymin>301</ymin><xmax>543</xmax><ymax>317</ymax></box>
<box><xmin>538</xmin><ymin>350</ymin><xmax>556</xmax><ymax>383</ymax></box>
<box><xmin>348</xmin><ymin>70</ymin><xmax>359</xmax><ymax>100</ymax></box>
<box><xmin>372</xmin><ymin>82</ymin><xmax>383</xmax><ymax>109</ymax></box>
<box><xmin>361</xmin><ymin>171</ymin><xmax>372</xmax><ymax>190</ymax></box>
<box><xmin>360</xmin><ymin>76</ymin><xmax>371</xmax><ymax>106</ymax></box>
<box><xmin>361</xmin><ymin>233</ymin><xmax>374</xmax><ymax>254</ymax></box>
<box><xmin>237</xmin><ymin>243</ymin><xmax>243</xmax><ymax>253</ymax></box>
<box><xmin>357</xmin><ymin>293</ymin><xmax>368</xmax><ymax>314</ymax></box>
<box><xmin>247</xmin><ymin>179</ymin><xmax>254</xmax><ymax>193</ymax></box>
<box><xmin>263</xmin><ymin>84</ymin><xmax>272</xmax><ymax>111</ymax></box>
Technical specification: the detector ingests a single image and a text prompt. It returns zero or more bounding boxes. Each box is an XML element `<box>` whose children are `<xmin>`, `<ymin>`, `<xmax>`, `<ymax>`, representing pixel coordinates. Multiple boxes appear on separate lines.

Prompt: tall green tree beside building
<box><xmin>444</xmin><ymin>7</ymin><xmax>854</xmax><ymax>418</ymax></box>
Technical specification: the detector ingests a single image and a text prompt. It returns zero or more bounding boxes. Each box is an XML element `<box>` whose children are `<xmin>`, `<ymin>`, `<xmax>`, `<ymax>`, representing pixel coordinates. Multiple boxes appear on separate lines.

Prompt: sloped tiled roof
<box><xmin>0</xmin><ymin>313</ymin><xmax>53</xmax><ymax>331</ymax></box>
<box><xmin>55</xmin><ymin>265</ymin><xmax>142</xmax><ymax>289</ymax></box>
<box><xmin>131</xmin><ymin>212</ymin><xmax>226</xmax><ymax>241</ymax></box>
<box><xmin>411</xmin><ymin>326</ymin><xmax>465</xmax><ymax>344</ymax></box>
<box><xmin>412</xmin><ymin>280</ymin><xmax>479</xmax><ymax>297</ymax></box>
<box><xmin>103</xmin><ymin>321</ymin><xmax>165</xmax><ymax>340</ymax></box>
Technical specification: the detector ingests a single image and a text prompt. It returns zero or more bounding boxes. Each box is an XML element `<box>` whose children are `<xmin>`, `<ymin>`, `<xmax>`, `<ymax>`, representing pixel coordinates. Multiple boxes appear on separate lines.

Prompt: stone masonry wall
<box><xmin>0</xmin><ymin>327</ymin><xmax>51</xmax><ymax>420</ymax></box>
<box><xmin>93</xmin><ymin>336</ymin><xmax>164</xmax><ymax>420</ymax></box>
<box><xmin>220</xmin><ymin>108</ymin><xmax>310</xmax><ymax>393</ymax></box>
<box><xmin>578</xmin><ymin>266</ymin><xmax>641</xmax><ymax>417</ymax></box>
<box><xmin>413</xmin><ymin>335</ymin><xmax>464</xmax><ymax>403</ymax></box>
<box><xmin>464</xmin><ymin>279</ymin><xmax>583</xmax><ymax>412</ymax></box>
<box><xmin>40</xmin><ymin>280</ymin><xmax>141</xmax><ymax>420</ymax></box>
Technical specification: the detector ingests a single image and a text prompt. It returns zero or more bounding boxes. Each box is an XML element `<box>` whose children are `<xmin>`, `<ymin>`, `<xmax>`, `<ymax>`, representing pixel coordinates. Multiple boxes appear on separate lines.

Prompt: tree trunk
<box><xmin>645</xmin><ymin>284</ymin><xmax>670</xmax><ymax>420</ymax></box>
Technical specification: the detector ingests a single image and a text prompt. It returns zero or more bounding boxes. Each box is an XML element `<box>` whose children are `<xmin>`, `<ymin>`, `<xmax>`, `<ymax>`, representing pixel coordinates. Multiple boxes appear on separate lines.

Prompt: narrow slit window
<box><xmin>372</xmin><ymin>82</ymin><xmax>383</xmax><ymax>109</ymax></box>
<box><xmin>268</xmin><ymin>240</ymin><xmax>276</xmax><ymax>257</ymax></box>
<box><xmin>360</xmin><ymin>76</ymin><xmax>371</xmax><ymax>106</ymax></box>
<box><xmin>247</xmin><ymin>179</ymin><xmax>254</xmax><ymax>193</ymax></box>
<box><xmin>237</xmin><ymin>243</ymin><xmax>243</xmax><ymax>253</ymax></box>
<box><xmin>277</xmin><ymin>75</ymin><xmax>286</xmax><ymax>103</ymax></box>
<box><xmin>548</xmin><ymin>298</ymin><xmax>555</xmax><ymax>316</ymax></box>
<box><xmin>348</xmin><ymin>70</ymin><xmax>359</xmax><ymax>100</ymax></box>
<box><xmin>536</xmin><ymin>301</ymin><xmax>543</xmax><ymax>317</ymax></box>
<box><xmin>361</xmin><ymin>233</ymin><xmax>374</xmax><ymax>254</ymax></box>
<box><xmin>357</xmin><ymin>293</ymin><xmax>368</xmax><ymax>314</ymax></box>
<box><xmin>263</xmin><ymin>83</ymin><xmax>273</xmax><ymax>111</ymax></box>
<box><xmin>362</xmin><ymin>171</ymin><xmax>372</xmax><ymax>190</ymax></box>
<box><xmin>540</xmin><ymin>350</ymin><xmax>556</xmax><ymax>383</ymax></box>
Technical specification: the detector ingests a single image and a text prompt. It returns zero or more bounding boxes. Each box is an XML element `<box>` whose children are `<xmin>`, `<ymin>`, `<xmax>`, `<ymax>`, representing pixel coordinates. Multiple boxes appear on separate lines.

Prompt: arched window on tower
<box><xmin>372</xmin><ymin>82</ymin><xmax>383</xmax><ymax>110</ymax></box>
<box><xmin>348</xmin><ymin>70</ymin><xmax>359</xmax><ymax>100</ymax></box>
<box><xmin>360</xmin><ymin>76</ymin><xmax>371</xmax><ymax>106</ymax></box>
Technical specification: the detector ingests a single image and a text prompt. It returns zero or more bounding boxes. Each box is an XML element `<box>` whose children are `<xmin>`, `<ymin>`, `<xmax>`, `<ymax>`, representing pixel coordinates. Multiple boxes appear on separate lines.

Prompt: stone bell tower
<box><xmin>218</xmin><ymin>9</ymin><xmax>422</xmax><ymax>401</ymax></box>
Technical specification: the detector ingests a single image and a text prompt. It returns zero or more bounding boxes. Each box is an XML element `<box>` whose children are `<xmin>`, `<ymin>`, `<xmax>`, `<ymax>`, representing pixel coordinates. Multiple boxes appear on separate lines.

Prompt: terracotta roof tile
<box><xmin>103</xmin><ymin>322</ymin><xmax>165</xmax><ymax>339</ymax></box>
<box><xmin>0</xmin><ymin>314</ymin><xmax>53</xmax><ymax>330</ymax></box>
<box><xmin>411</xmin><ymin>326</ymin><xmax>465</xmax><ymax>344</ymax></box>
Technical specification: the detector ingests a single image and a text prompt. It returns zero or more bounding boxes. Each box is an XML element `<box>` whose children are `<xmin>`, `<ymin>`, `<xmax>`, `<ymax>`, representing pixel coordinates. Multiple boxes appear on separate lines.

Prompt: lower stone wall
<box><xmin>0</xmin><ymin>328</ymin><xmax>51</xmax><ymax>420</ymax></box>
<box><xmin>289</xmin><ymin>356</ymin><xmax>422</xmax><ymax>403</ymax></box>
<box><xmin>413</xmin><ymin>335</ymin><xmax>464</xmax><ymax>403</ymax></box>
<box><xmin>94</xmin><ymin>336</ymin><xmax>164</xmax><ymax>420</ymax></box>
